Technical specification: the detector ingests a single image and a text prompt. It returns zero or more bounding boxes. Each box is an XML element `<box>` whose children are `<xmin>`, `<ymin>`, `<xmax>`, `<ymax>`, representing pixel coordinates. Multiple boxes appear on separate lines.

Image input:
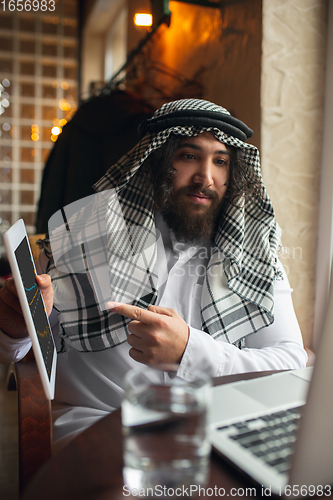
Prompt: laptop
<box><xmin>208</xmin><ymin>278</ymin><xmax>333</xmax><ymax>496</ymax></box>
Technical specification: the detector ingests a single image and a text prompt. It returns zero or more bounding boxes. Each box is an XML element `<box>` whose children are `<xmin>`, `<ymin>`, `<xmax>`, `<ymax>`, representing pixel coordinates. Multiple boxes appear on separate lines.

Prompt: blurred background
<box><xmin>0</xmin><ymin>0</ymin><xmax>332</xmax><ymax>497</ymax></box>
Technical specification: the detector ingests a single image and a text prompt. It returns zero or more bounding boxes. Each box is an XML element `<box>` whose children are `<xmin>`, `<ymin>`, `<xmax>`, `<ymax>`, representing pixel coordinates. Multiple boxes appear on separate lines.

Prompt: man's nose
<box><xmin>192</xmin><ymin>160</ymin><xmax>213</xmax><ymax>187</ymax></box>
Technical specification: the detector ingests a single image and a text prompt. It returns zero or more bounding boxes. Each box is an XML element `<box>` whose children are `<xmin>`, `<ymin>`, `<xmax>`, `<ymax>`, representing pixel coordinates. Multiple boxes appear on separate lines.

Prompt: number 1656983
<box><xmin>1</xmin><ymin>0</ymin><xmax>55</xmax><ymax>11</ymax></box>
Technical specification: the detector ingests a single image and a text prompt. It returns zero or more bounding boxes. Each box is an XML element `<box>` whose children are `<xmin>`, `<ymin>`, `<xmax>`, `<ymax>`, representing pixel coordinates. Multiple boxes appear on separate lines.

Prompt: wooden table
<box><xmin>21</xmin><ymin>371</ymin><xmax>324</xmax><ymax>500</ymax></box>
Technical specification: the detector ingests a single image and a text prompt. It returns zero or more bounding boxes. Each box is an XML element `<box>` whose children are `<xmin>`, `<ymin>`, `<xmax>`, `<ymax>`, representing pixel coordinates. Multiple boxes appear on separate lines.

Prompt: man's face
<box><xmin>161</xmin><ymin>132</ymin><xmax>231</xmax><ymax>243</ymax></box>
<box><xmin>171</xmin><ymin>131</ymin><xmax>231</xmax><ymax>205</ymax></box>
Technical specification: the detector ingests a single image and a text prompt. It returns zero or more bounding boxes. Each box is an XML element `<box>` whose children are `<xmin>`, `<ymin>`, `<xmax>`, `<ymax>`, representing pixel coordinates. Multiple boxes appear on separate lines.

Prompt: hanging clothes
<box><xmin>36</xmin><ymin>90</ymin><xmax>154</xmax><ymax>233</ymax></box>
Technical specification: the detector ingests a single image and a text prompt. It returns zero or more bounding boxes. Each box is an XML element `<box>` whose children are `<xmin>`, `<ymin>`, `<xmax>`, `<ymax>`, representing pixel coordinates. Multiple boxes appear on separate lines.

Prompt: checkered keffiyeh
<box><xmin>41</xmin><ymin>99</ymin><xmax>282</xmax><ymax>352</ymax></box>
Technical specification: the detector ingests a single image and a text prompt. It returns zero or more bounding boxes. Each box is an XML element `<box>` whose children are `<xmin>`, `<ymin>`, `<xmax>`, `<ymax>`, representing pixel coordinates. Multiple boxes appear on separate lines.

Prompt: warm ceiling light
<box><xmin>51</xmin><ymin>126</ymin><xmax>62</xmax><ymax>136</ymax></box>
<box><xmin>134</xmin><ymin>13</ymin><xmax>153</xmax><ymax>27</ymax></box>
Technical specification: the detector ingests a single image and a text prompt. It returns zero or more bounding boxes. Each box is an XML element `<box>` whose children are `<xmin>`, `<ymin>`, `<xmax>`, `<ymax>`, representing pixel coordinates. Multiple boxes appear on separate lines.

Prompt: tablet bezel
<box><xmin>3</xmin><ymin>219</ymin><xmax>57</xmax><ymax>400</ymax></box>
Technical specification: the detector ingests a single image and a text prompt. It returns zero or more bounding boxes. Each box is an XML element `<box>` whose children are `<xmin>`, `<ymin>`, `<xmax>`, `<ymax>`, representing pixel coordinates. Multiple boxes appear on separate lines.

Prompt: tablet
<box><xmin>3</xmin><ymin>219</ymin><xmax>57</xmax><ymax>400</ymax></box>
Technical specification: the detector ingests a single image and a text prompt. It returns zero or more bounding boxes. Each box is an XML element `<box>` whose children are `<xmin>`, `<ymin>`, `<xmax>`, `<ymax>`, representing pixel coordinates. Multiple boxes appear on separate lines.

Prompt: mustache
<box><xmin>173</xmin><ymin>186</ymin><xmax>219</xmax><ymax>202</ymax></box>
<box><xmin>175</xmin><ymin>185</ymin><xmax>219</xmax><ymax>200</ymax></box>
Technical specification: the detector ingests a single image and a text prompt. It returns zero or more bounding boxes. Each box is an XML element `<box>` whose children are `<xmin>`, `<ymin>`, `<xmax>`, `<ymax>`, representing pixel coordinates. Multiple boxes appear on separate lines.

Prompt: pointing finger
<box><xmin>147</xmin><ymin>304</ymin><xmax>174</xmax><ymax>316</ymax></box>
<box><xmin>106</xmin><ymin>302</ymin><xmax>155</xmax><ymax>324</ymax></box>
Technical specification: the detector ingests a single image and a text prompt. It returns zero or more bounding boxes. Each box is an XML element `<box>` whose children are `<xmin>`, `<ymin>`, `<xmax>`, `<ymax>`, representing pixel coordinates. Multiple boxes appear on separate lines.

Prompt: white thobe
<box><xmin>0</xmin><ymin>214</ymin><xmax>307</xmax><ymax>450</ymax></box>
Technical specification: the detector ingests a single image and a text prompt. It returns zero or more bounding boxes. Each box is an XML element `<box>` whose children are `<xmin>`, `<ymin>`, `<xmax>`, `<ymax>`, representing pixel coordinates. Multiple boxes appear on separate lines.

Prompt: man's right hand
<box><xmin>0</xmin><ymin>274</ymin><xmax>53</xmax><ymax>339</ymax></box>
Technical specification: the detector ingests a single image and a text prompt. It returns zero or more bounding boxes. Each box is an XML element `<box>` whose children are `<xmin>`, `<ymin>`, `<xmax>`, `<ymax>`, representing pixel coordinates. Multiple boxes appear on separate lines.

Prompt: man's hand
<box><xmin>0</xmin><ymin>274</ymin><xmax>53</xmax><ymax>339</ymax></box>
<box><xmin>106</xmin><ymin>302</ymin><xmax>189</xmax><ymax>366</ymax></box>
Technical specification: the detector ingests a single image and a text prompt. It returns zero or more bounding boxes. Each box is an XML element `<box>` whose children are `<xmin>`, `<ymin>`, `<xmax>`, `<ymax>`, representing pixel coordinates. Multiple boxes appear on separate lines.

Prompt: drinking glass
<box><xmin>122</xmin><ymin>364</ymin><xmax>212</xmax><ymax>496</ymax></box>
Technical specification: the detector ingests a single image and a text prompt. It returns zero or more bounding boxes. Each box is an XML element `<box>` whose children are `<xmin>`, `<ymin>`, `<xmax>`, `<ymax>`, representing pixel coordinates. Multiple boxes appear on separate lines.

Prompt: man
<box><xmin>0</xmin><ymin>99</ymin><xmax>307</xmax><ymax>449</ymax></box>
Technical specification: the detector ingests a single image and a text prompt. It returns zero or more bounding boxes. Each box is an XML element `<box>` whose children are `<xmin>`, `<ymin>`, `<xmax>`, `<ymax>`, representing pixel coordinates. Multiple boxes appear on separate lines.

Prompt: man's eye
<box><xmin>216</xmin><ymin>158</ymin><xmax>227</xmax><ymax>165</ymax></box>
<box><xmin>182</xmin><ymin>153</ymin><xmax>195</xmax><ymax>160</ymax></box>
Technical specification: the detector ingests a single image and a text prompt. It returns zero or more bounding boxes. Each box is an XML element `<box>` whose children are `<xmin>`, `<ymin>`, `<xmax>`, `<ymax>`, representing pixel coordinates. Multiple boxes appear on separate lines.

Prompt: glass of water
<box><xmin>122</xmin><ymin>364</ymin><xmax>212</xmax><ymax>496</ymax></box>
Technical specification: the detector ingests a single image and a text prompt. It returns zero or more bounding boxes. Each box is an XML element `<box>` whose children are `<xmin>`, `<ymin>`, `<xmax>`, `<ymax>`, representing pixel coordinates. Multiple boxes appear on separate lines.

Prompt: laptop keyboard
<box><xmin>217</xmin><ymin>406</ymin><xmax>304</xmax><ymax>474</ymax></box>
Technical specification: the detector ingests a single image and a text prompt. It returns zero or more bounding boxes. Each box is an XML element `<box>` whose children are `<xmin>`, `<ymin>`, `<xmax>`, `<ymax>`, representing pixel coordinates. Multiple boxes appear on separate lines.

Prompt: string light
<box><xmin>58</xmin><ymin>98</ymin><xmax>71</xmax><ymax>111</ymax></box>
<box><xmin>31</xmin><ymin>124</ymin><xmax>39</xmax><ymax>141</ymax></box>
<box><xmin>0</xmin><ymin>79</ymin><xmax>10</xmax><ymax>116</ymax></box>
<box><xmin>51</xmin><ymin>126</ymin><xmax>61</xmax><ymax>136</ymax></box>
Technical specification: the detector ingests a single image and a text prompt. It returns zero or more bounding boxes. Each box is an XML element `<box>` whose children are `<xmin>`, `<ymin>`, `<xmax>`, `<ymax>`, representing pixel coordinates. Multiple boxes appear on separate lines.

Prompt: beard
<box><xmin>160</xmin><ymin>185</ymin><xmax>223</xmax><ymax>244</ymax></box>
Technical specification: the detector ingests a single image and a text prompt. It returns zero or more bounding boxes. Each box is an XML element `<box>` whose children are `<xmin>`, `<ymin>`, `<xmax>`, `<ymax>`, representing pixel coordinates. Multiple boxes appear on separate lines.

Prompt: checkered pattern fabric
<box><xmin>41</xmin><ymin>99</ymin><xmax>282</xmax><ymax>352</ymax></box>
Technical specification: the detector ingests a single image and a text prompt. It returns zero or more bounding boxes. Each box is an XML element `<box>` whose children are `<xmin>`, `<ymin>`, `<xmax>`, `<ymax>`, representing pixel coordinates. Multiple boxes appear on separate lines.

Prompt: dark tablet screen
<box><xmin>15</xmin><ymin>237</ymin><xmax>55</xmax><ymax>380</ymax></box>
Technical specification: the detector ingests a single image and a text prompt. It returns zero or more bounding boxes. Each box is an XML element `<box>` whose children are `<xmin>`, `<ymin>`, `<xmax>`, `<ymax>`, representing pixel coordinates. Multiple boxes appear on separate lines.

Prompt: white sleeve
<box><xmin>177</xmin><ymin>265</ymin><xmax>308</xmax><ymax>381</ymax></box>
<box><xmin>0</xmin><ymin>331</ymin><xmax>32</xmax><ymax>364</ymax></box>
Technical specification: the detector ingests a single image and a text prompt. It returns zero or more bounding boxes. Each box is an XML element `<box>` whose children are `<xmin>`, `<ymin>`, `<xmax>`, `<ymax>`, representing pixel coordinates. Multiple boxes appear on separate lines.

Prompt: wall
<box><xmin>127</xmin><ymin>0</ymin><xmax>262</xmax><ymax>149</ymax></box>
<box><xmin>313</xmin><ymin>0</ymin><xmax>333</xmax><ymax>347</ymax></box>
<box><xmin>81</xmin><ymin>0</ymin><xmax>126</xmax><ymax>98</ymax></box>
<box><xmin>81</xmin><ymin>34</ymin><xmax>105</xmax><ymax>97</ymax></box>
<box><xmin>104</xmin><ymin>6</ymin><xmax>128</xmax><ymax>82</ymax></box>
<box><xmin>261</xmin><ymin>0</ymin><xmax>327</xmax><ymax>348</ymax></box>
